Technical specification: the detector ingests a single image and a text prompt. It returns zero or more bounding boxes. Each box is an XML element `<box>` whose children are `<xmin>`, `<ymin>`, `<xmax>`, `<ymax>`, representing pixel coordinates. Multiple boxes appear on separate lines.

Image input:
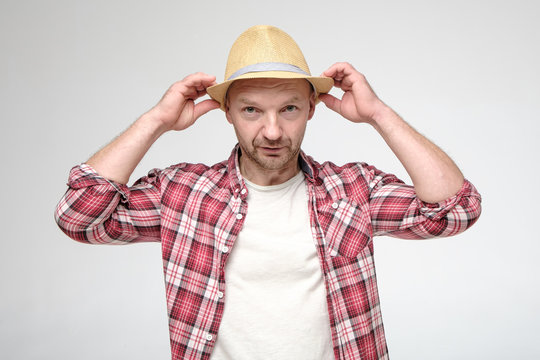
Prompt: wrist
<box><xmin>362</xmin><ymin>104</ymin><xmax>393</xmax><ymax>134</ymax></box>
<box><xmin>370</xmin><ymin>103</ymin><xmax>394</xmax><ymax>126</ymax></box>
<box><xmin>137</xmin><ymin>111</ymin><xmax>170</xmax><ymax>140</ymax></box>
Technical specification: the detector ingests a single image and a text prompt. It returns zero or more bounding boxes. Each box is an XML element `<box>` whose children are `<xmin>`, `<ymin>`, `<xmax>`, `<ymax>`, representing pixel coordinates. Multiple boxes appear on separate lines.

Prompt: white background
<box><xmin>1</xmin><ymin>0</ymin><xmax>539</xmax><ymax>359</ymax></box>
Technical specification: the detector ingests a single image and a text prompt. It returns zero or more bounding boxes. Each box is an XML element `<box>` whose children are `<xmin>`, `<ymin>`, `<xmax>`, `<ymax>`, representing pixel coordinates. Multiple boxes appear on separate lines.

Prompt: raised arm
<box><xmin>55</xmin><ymin>73</ymin><xmax>220</xmax><ymax>244</ymax></box>
<box><xmin>319</xmin><ymin>62</ymin><xmax>463</xmax><ymax>203</ymax></box>
<box><xmin>87</xmin><ymin>72</ymin><xmax>220</xmax><ymax>184</ymax></box>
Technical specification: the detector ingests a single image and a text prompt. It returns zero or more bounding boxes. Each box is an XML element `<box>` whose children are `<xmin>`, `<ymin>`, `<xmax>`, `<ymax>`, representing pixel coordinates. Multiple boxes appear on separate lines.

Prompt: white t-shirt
<box><xmin>211</xmin><ymin>172</ymin><xmax>334</xmax><ymax>360</ymax></box>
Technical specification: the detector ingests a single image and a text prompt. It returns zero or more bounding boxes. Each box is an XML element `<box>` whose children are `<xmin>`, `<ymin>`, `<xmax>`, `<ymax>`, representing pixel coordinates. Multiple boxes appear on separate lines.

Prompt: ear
<box><xmin>307</xmin><ymin>92</ymin><xmax>316</xmax><ymax>120</ymax></box>
<box><xmin>225</xmin><ymin>108</ymin><xmax>233</xmax><ymax>124</ymax></box>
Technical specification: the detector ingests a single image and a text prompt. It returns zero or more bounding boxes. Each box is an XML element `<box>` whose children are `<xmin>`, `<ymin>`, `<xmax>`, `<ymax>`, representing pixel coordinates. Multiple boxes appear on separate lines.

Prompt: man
<box><xmin>55</xmin><ymin>25</ymin><xmax>481</xmax><ymax>360</ymax></box>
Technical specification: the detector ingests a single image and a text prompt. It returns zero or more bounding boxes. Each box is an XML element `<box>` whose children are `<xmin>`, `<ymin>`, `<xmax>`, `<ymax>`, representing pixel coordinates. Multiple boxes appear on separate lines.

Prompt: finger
<box><xmin>322</xmin><ymin>62</ymin><xmax>354</xmax><ymax>78</ymax></box>
<box><xmin>183</xmin><ymin>72</ymin><xmax>217</xmax><ymax>89</ymax></box>
<box><xmin>192</xmin><ymin>78</ymin><xmax>218</xmax><ymax>93</ymax></box>
<box><xmin>321</xmin><ymin>62</ymin><xmax>339</xmax><ymax>77</ymax></box>
<box><xmin>321</xmin><ymin>65</ymin><xmax>352</xmax><ymax>91</ymax></box>
<box><xmin>193</xmin><ymin>99</ymin><xmax>220</xmax><ymax>120</ymax></box>
<box><xmin>331</xmin><ymin>79</ymin><xmax>343</xmax><ymax>90</ymax></box>
<box><xmin>322</xmin><ymin>66</ymin><xmax>338</xmax><ymax>78</ymax></box>
<box><xmin>179</xmin><ymin>83</ymin><xmax>217</xmax><ymax>102</ymax></box>
<box><xmin>318</xmin><ymin>93</ymin><xmax>341</xmax><ymax>114</ymax></box>
<box><xmin>174</xmin><ymin>73</ymin><xmax>217</xmax><ymax>99</ymax></box>
<box><xmin>323</xmin><ymin>64</ymin><xmax>364</xmax><ymax>92</ymax></box>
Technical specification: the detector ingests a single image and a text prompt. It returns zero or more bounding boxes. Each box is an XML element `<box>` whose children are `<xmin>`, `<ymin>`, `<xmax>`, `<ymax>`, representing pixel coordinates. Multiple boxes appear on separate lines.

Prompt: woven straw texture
<box><xmin>207</xmin><ymin>25</ymin><xmax>333</xmax><ymax>110</ymax></box>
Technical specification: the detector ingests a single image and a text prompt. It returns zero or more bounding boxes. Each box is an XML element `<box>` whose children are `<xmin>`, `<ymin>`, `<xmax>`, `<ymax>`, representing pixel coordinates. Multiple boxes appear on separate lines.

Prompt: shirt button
<box><xmin>206</xmin><ymin>334</ymin><xmax>213</xmax><ymax>341</ymax></box>
<box><xmin>330</xmin><ymin>249</ymin><xmax>338</xmax><ymax>257</ymax></box>
<box><xmin>236</xmin><ymin>213</ymin><xmax>243</xmax><ymax>220</ymax></box>
<box><xmin>222</xmin><ymin>246</ymin><xmax>229</xmax><ymax>253</ymax></box>
<box><xmin>332</xmin><ymin>202</ymin><xmax>339</xmax><ymax>209</ymax></box>
<box><xmin>240</xmin><ymin>188</ymin><xmax>247</xmax><ymax>195</ymax></box>
<box><xmin>217</xmin><ymin>291</ymin><xmax>224</xmax><ymax>299</ymax></box>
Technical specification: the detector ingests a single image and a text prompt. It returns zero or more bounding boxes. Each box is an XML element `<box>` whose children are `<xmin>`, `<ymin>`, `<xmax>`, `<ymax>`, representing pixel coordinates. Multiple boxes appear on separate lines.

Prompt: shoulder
<box><xmin>307</xmin><ymin>156</ymin><xmax>404</xmax><ymax>200</ymax></box>
<box><xmin>147</xmin><ymin>159</ymin><xmax>230</xmax><ymax>191</ymax></box>
<box><xmin>166</xmin><ymin>159</ymin><xmax>227</xmax><ymax>178</ymax></box>
<box><xmin>307</xmin><ymin>155</ymin><xmax>374</xmax><ymax>183</ymax></box>
<box><xmin>307</xmin><ymin>156</ymin><xmax>370</xmax><ymax>199</ymax></box>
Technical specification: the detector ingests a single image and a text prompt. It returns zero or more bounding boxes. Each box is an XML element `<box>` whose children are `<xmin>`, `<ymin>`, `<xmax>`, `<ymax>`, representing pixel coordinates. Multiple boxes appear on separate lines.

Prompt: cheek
<box><xmin>233</xmin><ymin>122</ymin><xmax>260</xmax><ymax>142</ymax></box>
<box><xmin>287</xmin><ymin>118</ymin><xmax>308</xmax><ymax>134</ymax></box>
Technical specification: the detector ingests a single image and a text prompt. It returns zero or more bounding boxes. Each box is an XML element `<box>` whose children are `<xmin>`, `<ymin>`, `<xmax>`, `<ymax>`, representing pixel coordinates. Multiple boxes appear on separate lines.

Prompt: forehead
<box><xmin>227</xmin><ymin>78</ymin><xmax>312</xmax><ymax>99</ymax></box>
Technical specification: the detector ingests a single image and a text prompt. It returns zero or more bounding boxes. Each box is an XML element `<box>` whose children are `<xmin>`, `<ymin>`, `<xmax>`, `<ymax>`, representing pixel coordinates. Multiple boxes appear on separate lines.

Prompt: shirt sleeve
<box><xmin>54</xmin><ymin>164</ymin><xmax>162</xmax><ymax>244</ymax></box>
<box><xmin>363</xmin><ymin>165</ymin><xmax>482</xmax><ymax>239</ymax></box>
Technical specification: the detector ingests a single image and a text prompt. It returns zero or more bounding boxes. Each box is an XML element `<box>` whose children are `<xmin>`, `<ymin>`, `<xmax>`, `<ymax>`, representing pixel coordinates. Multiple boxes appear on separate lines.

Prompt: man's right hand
<box><xmin>85</xmin><ymin>73</ymin><xmax>220</xmax><ymax>184</ymax></box>
<box><xmin>148</xmin><ymin>72</ymin><xmax>220</xmax><ymax>132</ymax></box>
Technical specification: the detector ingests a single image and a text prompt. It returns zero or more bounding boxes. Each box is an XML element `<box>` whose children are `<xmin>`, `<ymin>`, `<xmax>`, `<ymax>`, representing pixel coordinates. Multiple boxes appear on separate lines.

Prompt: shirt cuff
<box><xmin>67</xmin><ymin>163</ymin><xmax>130</xmax><ymax>202</ymax></box>
<box><xmin>416</xmin><ymin>179</ymin><xmax>481</xmax><ymax>221</ymax></box>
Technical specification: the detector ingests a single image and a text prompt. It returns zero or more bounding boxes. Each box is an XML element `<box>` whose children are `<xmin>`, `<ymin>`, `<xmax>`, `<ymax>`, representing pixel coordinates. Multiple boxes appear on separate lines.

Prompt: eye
<box><xmin>284</xmin><ymin>105</ymin><xmax>297</xmax><ymax>112</ymax></box>
<box><xmin>244</xmin><ymin>106</ymin><xmax>256</xmax><ymax>114</ymax></box>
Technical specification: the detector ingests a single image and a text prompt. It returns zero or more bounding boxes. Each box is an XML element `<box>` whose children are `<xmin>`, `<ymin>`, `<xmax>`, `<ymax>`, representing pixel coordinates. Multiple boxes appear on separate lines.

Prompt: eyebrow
<box><xmin>237</xmin><ymin>97</ymin><xmax>259</xmax><ymax>106</ymax></box>
<box><xmin>237</xmin><ymin>95</ymin><xmax>303</xmax><ymax>107</ymax></box>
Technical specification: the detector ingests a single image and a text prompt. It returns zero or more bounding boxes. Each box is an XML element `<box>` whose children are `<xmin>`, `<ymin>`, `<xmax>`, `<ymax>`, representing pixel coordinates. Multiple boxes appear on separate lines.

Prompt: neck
<box><xmin>239</xmin><ymin>155</ymin><xmax>301</xmax><ymax>186</ymax></box>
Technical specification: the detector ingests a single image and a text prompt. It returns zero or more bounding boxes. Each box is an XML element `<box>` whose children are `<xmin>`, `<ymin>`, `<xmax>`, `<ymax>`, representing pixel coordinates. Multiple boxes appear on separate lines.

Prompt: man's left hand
<box><xmin>319</xmin><ymin>62</ymin><xmax>465</xmax><ymax>203</ymax></box>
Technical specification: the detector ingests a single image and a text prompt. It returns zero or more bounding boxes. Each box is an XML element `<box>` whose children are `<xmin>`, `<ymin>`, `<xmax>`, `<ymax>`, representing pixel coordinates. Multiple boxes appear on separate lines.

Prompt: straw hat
<box><xmin>206</xmin><ymin>25</ymin><xmax>334</xmax><ymax>110</ymax></box>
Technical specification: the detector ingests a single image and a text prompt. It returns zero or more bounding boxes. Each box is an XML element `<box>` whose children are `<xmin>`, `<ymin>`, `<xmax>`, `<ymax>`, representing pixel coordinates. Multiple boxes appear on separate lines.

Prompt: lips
<box><xmin>260</xmin><ymin>146</ymin><xmax>284</xmax><ymax>154</ymax></box>
<box><xmin>253</xmin><ymin>140</ymin><xmax>291</xmax><ymax>157</ymax></box>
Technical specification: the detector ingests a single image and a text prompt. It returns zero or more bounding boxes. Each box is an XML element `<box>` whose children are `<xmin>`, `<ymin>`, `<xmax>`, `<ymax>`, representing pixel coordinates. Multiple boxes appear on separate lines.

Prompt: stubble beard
<box><xmin>243</xmin><ymin>139</ymin><xmax>301</xmax><ymax>172</ymax></box>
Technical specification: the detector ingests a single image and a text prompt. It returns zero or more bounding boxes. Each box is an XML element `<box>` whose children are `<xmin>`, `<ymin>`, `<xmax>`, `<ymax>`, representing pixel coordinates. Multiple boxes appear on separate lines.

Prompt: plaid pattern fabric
<box><xmin>55</xmin><ymin>146</ymin><xmax>481</xmax><ymax>359</ymax></box>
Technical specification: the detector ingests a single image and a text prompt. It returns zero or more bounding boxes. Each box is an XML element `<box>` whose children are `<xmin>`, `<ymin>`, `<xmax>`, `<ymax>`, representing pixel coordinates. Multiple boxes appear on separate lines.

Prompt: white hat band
<box><xmin>227</xmin><ymin>62</ymin><xmax>309</xmax><ymax>80</ymax></box>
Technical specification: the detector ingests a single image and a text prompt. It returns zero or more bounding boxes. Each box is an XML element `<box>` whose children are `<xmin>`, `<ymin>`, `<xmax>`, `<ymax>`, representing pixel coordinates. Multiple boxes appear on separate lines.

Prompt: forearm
<box><xmin>370</xmin><ymin>106</ymin><xmax>464</xmax><ymax>203</ymax></box>
<box><xmin>85</xmin><ymin>73</ymin><xmax>219</xmax><ymax>184</ymax></box>
<box><xmin>86</xmin><ymin>113</ymin><xmax>166</xmax><ymax>184</ymax></box>
<box><xmin>320</xmin><ymin>63</ymin><xmax>465</xmax><ymax>203</ymax></box>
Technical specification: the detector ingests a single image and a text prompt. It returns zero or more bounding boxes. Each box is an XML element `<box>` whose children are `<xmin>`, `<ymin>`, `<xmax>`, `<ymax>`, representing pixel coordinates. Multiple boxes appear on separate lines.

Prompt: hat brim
<box><xmin>206</xmin><ymin>72</ymin><xmax>334</xmax><ymax>111</ymax></box>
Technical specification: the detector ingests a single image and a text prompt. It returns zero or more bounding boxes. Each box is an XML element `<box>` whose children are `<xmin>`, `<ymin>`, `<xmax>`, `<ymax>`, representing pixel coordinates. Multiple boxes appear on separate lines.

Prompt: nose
<box><xmin>262</xmin><ymin>112</ymin><xmax>282</xmax><ymax>141</ymax></box>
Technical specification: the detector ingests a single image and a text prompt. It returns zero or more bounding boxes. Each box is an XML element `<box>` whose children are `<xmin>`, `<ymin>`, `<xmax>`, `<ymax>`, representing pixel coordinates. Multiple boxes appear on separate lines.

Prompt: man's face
<box><xmin>225</xmin><ymin>78</ymin><xmax>315</xmax><ymax>179</ymax></box>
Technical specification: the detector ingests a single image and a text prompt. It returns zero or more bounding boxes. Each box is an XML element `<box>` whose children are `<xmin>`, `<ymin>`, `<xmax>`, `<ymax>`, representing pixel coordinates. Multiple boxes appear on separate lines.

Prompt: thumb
<box><xmin>193</xmin><ymin>99</ymin><xmax>220</xmax><ymax>120</ymax></box>
<box><xmin>318</xmin><ymin>93</ymin><xmax>341</xmax><ymax>114</ymax></box>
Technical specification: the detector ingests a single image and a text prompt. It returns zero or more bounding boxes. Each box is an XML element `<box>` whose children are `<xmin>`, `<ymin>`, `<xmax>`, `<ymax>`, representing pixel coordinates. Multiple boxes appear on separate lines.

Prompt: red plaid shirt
<box><xmin>55</xmin><ymin>146</ymin><xmax>481</xmax><ymax>359</ymax></box>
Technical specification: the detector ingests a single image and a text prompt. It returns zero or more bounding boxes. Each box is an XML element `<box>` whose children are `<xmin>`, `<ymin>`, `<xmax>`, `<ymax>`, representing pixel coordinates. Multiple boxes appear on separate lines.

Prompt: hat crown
<box><xmin>207</xmin><ymin>25</ymin><xmax>333</xmax><ymax>110</ymax></box>
<box><xmin>224</xmin><ymin>25</ymin><xmax>312</xmax><ymax>81</ymax></box>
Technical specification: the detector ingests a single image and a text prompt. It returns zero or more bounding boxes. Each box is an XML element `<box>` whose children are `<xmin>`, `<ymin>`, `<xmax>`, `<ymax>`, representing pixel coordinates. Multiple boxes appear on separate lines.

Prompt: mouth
<box><xmin>259</xmin><ymin>146</ymin><xmax>285</xmax><ymax>155</ymax></box>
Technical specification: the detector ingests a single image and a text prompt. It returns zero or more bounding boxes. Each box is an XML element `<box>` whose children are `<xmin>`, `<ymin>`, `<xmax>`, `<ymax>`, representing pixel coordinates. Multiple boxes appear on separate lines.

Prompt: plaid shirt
<box><xmin>55</xmin><ymin>146</ymin><xmax>481</xmax><ymax>359</ymax></box>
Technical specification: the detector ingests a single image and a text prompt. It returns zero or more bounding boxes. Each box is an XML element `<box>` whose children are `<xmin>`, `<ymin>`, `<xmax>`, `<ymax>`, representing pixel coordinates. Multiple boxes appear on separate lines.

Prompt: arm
<box><xmin>363</xmin><ymin>164</ymin><xmax>481</xmax><ymax>239</ymax></box>
<box><xmin>55</xmin><ymin>165</ymin><xmax>164</xmax><ymax>244</ymax></box>
<box><xmin>55</xmin><ymin>73</ymin><xmax>220</xmax><ymax>244</ymax></box>
<box><xmin>319</xmin><ymin>62</ymin><xmax>463</xmax><ymax>203</ymax></box>
<box><xmin>87</xmin><ymin>72</ymin><xmax>220</xmax><ymax>184</ymax></box>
